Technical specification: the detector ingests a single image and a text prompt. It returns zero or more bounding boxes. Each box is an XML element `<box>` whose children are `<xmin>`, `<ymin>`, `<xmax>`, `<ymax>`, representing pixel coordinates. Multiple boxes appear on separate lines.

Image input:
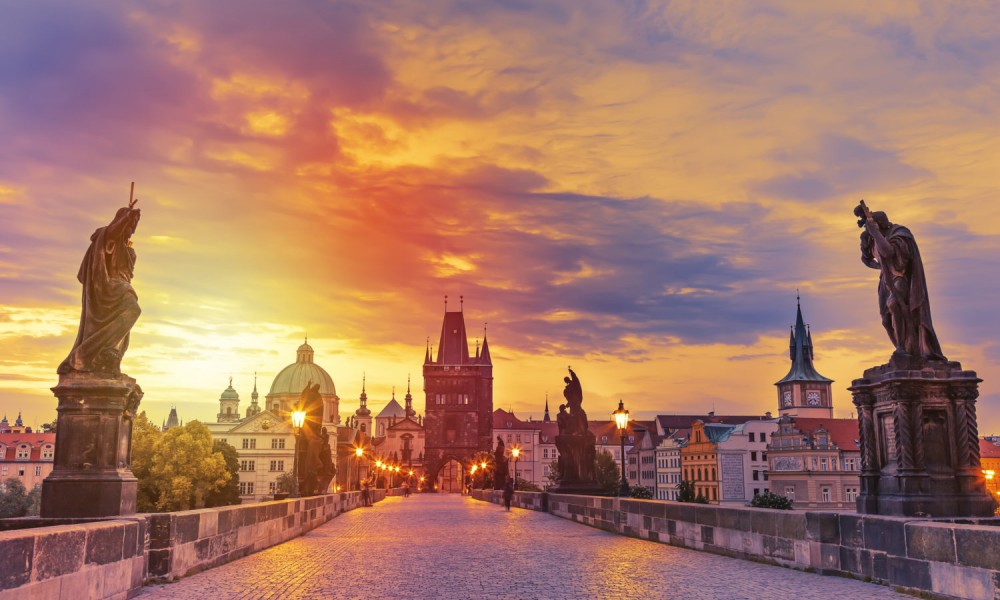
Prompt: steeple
<box><xmin>14</xmin><ymin>411</ymin><xmax>23</xmax><ymax>427</ymax></box>
<box><xmin>246</xmin><ymin>373</ymin><xmax>261</xmax><ymax>418</ymax></box>
<box><xmin>424</xmin><ymin>337</ymin><xmax>431</xmax><ymax>364</ymax></box>
<box><xmin>479</xmin><ymin>333</ymin><xmax>492</xmax><ymax>365</ymax></box>
<box><xmin>436</xmin><ymin>302</ymin><xmax>471</xmax><ymax>364</ymax></box>
<box><xmin>777</xmin><ymin>295</ymin><xmax>830</xmax><ymax>384</ymax></box>
<box><xmin>543</xmin><ymin>393</ymin><xmax>551</xmax><ymax>423</ymax></box>
<box><xmin>356</xmin><ymin>373</ymin><xmax>371</xmax><ymax>417</ymax></box>
<box><xmin>404</xmin><ymin>375</ymin><xmax>416</xmax><ymax>417</ymax></box>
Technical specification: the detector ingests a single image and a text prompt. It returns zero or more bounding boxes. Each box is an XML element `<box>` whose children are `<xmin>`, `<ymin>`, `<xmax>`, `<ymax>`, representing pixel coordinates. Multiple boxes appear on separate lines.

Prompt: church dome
<box><xmin>220</xmin><ymin>381</ymin><xmax>239</xmax><ymax>400</ymax></box>
<box><xmin>268</xmin><ymin>340</ymin><xmax>337</xmax><ymax>397</ymax></box>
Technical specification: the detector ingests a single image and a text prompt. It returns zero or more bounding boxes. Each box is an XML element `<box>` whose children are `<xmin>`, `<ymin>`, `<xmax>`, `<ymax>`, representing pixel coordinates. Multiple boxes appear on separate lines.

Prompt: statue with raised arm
<box><xmin>854</xmin><ymin>200</ymin><xmax>946</xmax><ymax>362</ymax></box>
<box><xmin>58</xmin><ymin>194</ymin><xmax>142</xmax><ymax>376</ymax></box>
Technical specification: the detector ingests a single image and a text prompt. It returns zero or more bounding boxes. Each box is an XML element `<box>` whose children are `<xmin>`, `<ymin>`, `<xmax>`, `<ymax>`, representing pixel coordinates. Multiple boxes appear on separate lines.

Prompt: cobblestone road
<box><xmin>140</xmin><ymin>495</ymin><xmax>904</xmax><ymax>599</ymax></box>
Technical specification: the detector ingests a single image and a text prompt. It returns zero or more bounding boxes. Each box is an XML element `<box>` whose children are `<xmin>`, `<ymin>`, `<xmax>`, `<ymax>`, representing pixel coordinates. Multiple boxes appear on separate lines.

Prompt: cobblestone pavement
<box><xmin>140</xmin><ymin>495</ymin><xmax>904</xmax><ymax>600</ymax></box>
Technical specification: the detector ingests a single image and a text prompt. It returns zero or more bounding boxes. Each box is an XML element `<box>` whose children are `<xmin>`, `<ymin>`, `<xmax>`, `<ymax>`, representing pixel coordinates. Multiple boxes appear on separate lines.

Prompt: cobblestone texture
<box><xmin>140</xmin><ymin>495</ymin><xmax>904</xmax><ymax>599</ymax></box>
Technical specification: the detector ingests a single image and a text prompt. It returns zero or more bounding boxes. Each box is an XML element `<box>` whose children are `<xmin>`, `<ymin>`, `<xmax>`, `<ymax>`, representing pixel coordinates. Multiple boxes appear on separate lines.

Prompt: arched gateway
<box><xmin>422</xmin><ymin>302</ymin><xmax>493</xmax><ymax>492</ymax></box>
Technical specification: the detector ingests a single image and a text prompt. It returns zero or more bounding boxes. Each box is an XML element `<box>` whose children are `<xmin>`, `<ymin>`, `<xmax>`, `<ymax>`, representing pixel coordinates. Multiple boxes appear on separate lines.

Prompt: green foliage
<box><xmin>629</xmin><ymin>485</ymin><xmax>654</xmax><ymax>499</ymax></box>
<box><xmin>132</xmin><ymin>415</ymin><xmax>231</xmax><ymax>512</ymax></box>
<box><xmin>750</xmin><ymin>490</ymin><xmax>794</xmax><ymax>510</ymax></box>
<box><xmin>676</xmin><ymin>480</ymin><xmax>698</xmax><ymax>503</ymax></box>
<box><xmin>275</xmin><ymin>471</ymin><xmax>298</xmax><ymax>495</ymax></box>
<box><xmin>470</xmin><ymin>450</ymin><xmax>495</xmax><ymax>489</ymax></box>
<box><xmin>40</xmin><ymin>420</ymin><xmax>57</xmax><ymax>434</ymax></box>
<box><xmin>544</xmin><ymin>459</ymin><xmax>560</xmax><ymax>491</ymax></box>
<box><xmin>594</xmin><ymin>450</ymin><xmax>621</xmax><ymax>496</ymax></box>
<box><xmin>515</xmin><ymin>477</ymin><xmax>541</xmax><ymax>492</ymax></box>
<box><xmin>0</xmin><ymin>478</ymin><xmax>31</xmax><ymax>518</ymax></box>
<box><xmin>205</xmin><ymin>439</ymin><xmax>241</xmax><ymax>507</ymax></box>
<box><xmin>26</xmin><ymin>484</ymin><xmax>41</xmax><ymax>516</ymax></box>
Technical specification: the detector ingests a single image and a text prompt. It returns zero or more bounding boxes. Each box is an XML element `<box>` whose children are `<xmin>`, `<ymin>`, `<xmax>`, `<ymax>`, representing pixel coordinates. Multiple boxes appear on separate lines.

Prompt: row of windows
<box><xmin>657</xmin><ymin>472</ymin><xmax>681</xmax><ymax>484</ymax></box>
<box><xmin>239</xmin><ymin>482</ymin><xmax>255</xmax><ymax>496</ymax></box>
<box><xmin>751</xmin><ymin>470</ymin><xmax>770</xmax><ymax>481</ymax></box>
<box><xmin>240</xmin><ymin>460</ymin><xmax>287</xmax><ymax>472</ymax></box>
<box><xmin>657</xmin><ymin>457</ymin><xmax>680</xmax><ymax>469</ymax></box>
<box><xmin>0</xmin><ymin>465</ymin><xmax>42</xmax><ymax>477</ymax></box>
<box><xmin>782</xmin><ymin>486</ymin><xmax>859</xmax><ymax>502</ymax></box>
<box><xmin>433</xmin><ymin>394</ymin><xmax>470</xmax><ymax>405</ymax></box>
<box><xmin>0</xmin><ymin>444</ymin><xmax>54</xmax><ymax>460</ymax></box>
<box><xmin>748</xmin><ymin>432</ymin><xmax>767</xmax><ymax>443</ymax></box>
<box><xmin>684</xmin><ymin>467</ymin><xmax>717</xmax><ymax>481</ymax></box>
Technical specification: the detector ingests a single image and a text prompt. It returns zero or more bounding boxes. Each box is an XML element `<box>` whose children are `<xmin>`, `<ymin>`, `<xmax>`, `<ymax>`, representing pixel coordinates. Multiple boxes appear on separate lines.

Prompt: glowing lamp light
<box><xmin>613</xmin><ymin>399</ymin><xmax>630</xmax><ymax>431</ymax></box>
<box><xmin>409</xmin><ymin>470</ymin><xmax>414</xmax><ymax>476</ymax></box>
<box><xmin>481</xmin><ymin>462</ymin><xmax>487</xmax><ymax>469</ymax></box>
<box><xmin>355</xmin><ymin>447</ymin><xmax>364</xmax><ymax>458</ymax></box>
<box><xmin>511</xmin><ymin>447</ymin><xmax>521</xmax><ymax>459</ymax></box>
<box><xmin>291</xmin><ymin>410</ymin><xmax>306</xmax><ymax>429</ymax></box>
<box><xmin>470</xmin><ymin>465</ymin><xmax>478</xmax><ymax>474</ymax></box>
<box><xmin>984</xmin><ymin>469</ymin><xmax>995</xmax><ymax>481</ymax></box>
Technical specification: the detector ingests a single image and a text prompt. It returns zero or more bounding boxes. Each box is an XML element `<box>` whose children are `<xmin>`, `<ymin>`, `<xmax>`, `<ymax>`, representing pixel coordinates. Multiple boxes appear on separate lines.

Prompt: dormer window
<box><xmin>41</xmin><ymin>445</ymin><xmax>54</xmax><ymax>460</ymax></box>
<box><xmin>16</xmin><ymin>444</ymin><xmax>30</xmax><ymax>460</ymax></box>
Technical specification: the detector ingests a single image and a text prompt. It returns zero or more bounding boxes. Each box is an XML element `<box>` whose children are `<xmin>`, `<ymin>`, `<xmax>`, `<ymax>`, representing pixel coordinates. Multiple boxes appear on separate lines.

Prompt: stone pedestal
<box><xmin>850</xmin><ymin>357</ymin><xmax>996</xmax><ymax>517</ymax></box>
<box><xmin>40</xmin><ymin>373</ymin><xmax>143</xmax><ymax>518</ymax></box>
<box><xmin>553</xmin><ymin>432</ymin><xmax>606</xmax><ymax>495</ymax></box>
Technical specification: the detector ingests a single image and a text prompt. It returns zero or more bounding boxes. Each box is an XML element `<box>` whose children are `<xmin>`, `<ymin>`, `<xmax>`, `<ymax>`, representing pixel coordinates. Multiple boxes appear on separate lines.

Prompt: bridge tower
<box><xmin>422</xmin><ymin>299</ymin><xmax>493</xmax><ymax>492</ymax></box>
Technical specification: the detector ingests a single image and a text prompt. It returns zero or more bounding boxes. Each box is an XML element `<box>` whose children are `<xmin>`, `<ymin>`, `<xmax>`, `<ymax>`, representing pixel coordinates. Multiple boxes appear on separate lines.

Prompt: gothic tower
<box><xmin>422</xmin><ymin>299</ymin><xmax>493</xmax><ymax>491</ymax></box>
<box><xmin>775</xmin><ymin>296</ymin><xmax>833</xmax><ymax>418</ymax></box>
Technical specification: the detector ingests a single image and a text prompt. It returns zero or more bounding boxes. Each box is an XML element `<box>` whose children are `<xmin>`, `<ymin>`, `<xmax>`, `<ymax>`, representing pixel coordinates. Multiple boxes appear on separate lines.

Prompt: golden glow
<box><xmin>244</xmin><ymin>110</ymin><xmax>290</xmax><ymax>137</ymax></box>
<box><xmin>481</xmin><ymin>462</ymin><xmax>487</xmax><ymax>470</ymax></box>
<box><xmin>291</xmin><ymin>410</ymin><xmax>306</xmax><ymax>429</ymax></box>
<box><xmin>511</xmin><ymin>447</ymin><xmax>520</xmax><ymax>459</ymax></box>
<box><xmin>984</xmin><ymin>469</ymin><xmax>995</xmax><ymax>481</ymax></box>
<box><xmin>613</xmin><ymin>399</ymin><xmax>630</xmax><ymax>431</ymax></box>
<box><xmin>355</xmin><ymin>447</ymin><xmax>364</xmax><ymax>458</ymax></box>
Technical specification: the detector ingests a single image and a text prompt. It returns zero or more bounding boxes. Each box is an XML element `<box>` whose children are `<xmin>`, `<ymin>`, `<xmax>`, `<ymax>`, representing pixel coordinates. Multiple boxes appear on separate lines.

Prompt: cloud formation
<box><xmin>2</xmin><ymin>1</ymin><xmax>1000</xmax><ymax>432</ymax></box>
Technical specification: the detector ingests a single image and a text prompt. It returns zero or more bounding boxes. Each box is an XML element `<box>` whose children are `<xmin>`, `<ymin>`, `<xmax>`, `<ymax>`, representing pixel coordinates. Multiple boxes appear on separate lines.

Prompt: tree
<box><xmin>40</xmin><ymin>420</ymin><xmax>57</xmax><ymax>434</ymax></box>
<box><xmin>205</xmin><ymin>439</ymin><xmax>241</xmax><ymax>507</ymax></box>
<box><xmin>677</xmin><ymin>480</ymin><xmax>709</xmax><ymax>503</ymax></box>
<box><xmin>469</xmin><ymin>450</ymin><xmax>495</xmax><ymax>489</ymax></box>
<box><xmin>275</xmin><ymin>471</ymin><xmax>298</xmax><ymax>495</ymax></box>
<box><xmin>594</xmin><ymin>450</ymin><xmax>621</xmax><ymax>496</ymax></box>
<box><xmin>131</xmin><ymin>411</ymin><xmax>163</xmax><ymax>512</ymax></box>
<box><xmin>750</xmin><ymin>490</ymin><xmax>794</xmax><ymax>510</ymax></box>
<box><xmin>515</xmin><ymin>477</ymin><xmax>541</xmax><ymax>492</ymax></box>
<box><xmin>25</xmin><ymin>484</ymin><xmax>41</xmax><ymax>516</ymax></box>
<box><xmin>544</xmin><ymin>459</ymin><xmax>560</xmax><ymax>491</ymax></box>
<box><xmin>629</xmin><ymin>485</ymin><xmax>654</xmax><ymax>499</ymax></box>
<box><xmin>0</xmin><ymin>478</ymin><xmax>30</xmax><ymax>518</ymax></box>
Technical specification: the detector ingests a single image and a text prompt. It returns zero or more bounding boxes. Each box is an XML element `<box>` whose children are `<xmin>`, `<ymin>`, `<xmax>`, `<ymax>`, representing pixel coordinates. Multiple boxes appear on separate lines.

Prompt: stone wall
<box><xmin>0</xmin><ymin>490</ymin><xmax>382</xmax><ymax>599</ymax></box>
<box><xmin>472</xmin><ymin>491</ymin><xmax>1000</xmax><ymax>600</ymax></box>
<box><xmin>0</xmin><ymin>517</ymin><xmax>147</xmax><ymax>600</ymax></box>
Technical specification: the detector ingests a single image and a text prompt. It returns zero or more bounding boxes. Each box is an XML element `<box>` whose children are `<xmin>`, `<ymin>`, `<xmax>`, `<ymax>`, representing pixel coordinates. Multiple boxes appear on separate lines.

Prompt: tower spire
<box><xmin>404</xmin><ymin>374</ymin><xmax>415</xmax><ymax>417</ymax></box>
<box><xmin>543</xmin><ymin>392</ymin><xmax>551</xmax><ymax>423</ymax></box>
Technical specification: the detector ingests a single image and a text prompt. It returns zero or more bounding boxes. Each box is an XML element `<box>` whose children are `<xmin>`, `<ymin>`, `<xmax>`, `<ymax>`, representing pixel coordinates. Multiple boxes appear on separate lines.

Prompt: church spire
<box><xmin>479</xmin><ymin>324</ymin><xmax>492</xmax><ymax>366</ymax></box>
<box><xmin>404</xmin><ymin>374</ymin><xmax>416</xmax><ymax>417</ymax></box>
<box><xmin>356</xmin><ymin>373</ymin><xmax>371</xmax><ymax>417</ymax></box>
<box><xmin>776</xmin><ymin>295</ymin><xmax>831</xmax><ymax>384</ymax></box>
<box><xmin>543</xmin><ymin>393</ymin><xmax>551</xmax><ymax>423</ymax></box>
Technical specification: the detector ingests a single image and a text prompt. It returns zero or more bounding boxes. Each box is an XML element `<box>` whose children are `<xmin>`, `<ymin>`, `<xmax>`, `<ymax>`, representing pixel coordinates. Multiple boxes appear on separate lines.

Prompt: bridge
<box><xmin>136</xmin><ymin>495</ymin><xmax>901</xmax><ymax>599</ymax></box>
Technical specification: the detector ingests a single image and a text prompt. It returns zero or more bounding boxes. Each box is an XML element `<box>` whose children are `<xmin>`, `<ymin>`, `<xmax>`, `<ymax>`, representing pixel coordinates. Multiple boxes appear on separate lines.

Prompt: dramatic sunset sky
<box><xmin>2</xmin><ymin>1</ymin><xmax>1000</xmax><ymax>433</ymax></box>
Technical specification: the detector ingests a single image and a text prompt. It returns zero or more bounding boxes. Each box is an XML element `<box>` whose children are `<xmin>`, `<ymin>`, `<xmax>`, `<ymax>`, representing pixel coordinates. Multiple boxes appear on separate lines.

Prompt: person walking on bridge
<box><xmin>502</xmin><ymin>477</ymin><xmax>514</xmax><ymax>511</ymax></box>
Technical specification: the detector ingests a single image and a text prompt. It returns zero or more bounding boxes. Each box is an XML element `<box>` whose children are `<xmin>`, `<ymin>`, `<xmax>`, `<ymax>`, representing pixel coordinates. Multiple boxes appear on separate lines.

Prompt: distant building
<box><xmin>626</xmin><ymin>423</ymin><xmax>659</xmax><ymax>490</ymax></box>
<box><xmin>717</xmin><ymin>419</ymin><xmax>779</xmax><ymax>505</ymax></box>
<box><xmin>980</xmin><ymin>439</ymin><xmax>1000</xmax><ymax>499</ymax></box>
<box><xmin>766</xmin><ymin>297</ymin><xmax>860</xmax><ymax>509</ymax></box>
<box><xmin>0</xmin><ymin>412</ymin><xmax>29</xmax><ymax>434</ymax></box>
<box><xmin>0</xmin><ymin>431</ymin><xmax>55</xmax><ymax>490</ymax></box>
<box><xmin>162</xmin><ymin>406</ymin><xmax>181</xmax><ymax>431</ymax></box>
<box><xmin>422</xmin><ymin>304</ymin><xmax>494</xmax><ymax>492</ymax></box>
<box><xmin>655</xmin><ymin>432</ymin><xmax>687</xmax><ymax>501</ymax></box>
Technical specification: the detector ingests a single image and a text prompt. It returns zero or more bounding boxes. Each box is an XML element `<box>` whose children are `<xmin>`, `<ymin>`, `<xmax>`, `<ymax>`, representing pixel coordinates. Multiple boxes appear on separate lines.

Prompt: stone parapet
<box><xmin>0</xmin><ymin>491</ymin><xmax>382</xmax><ymax>599</ymax></box>
<box><xmin>473</xmin><ymin>491</ymin><xmax>1000</xmax><ymax>600</ymax></box>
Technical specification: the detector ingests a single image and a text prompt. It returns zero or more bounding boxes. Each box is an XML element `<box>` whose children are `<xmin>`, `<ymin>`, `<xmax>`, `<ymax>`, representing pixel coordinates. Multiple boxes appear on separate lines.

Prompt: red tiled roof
<box><xmin>980</xmin><ymin>439</ymin><xmax>1000</xmax><ymax>459</ymax></box>
<box><xmin>0</xmin><ymin>432</ymin><xmax>56</xmax><ymax>462</ymax></box>
<box><xmin>787</xmin><ymin>418</ymin><xmax>859</xmax><ymax>451</ymax></box>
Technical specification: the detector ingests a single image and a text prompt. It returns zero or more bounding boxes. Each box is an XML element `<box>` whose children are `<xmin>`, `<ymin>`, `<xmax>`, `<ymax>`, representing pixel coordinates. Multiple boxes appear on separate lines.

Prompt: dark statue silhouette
<box><xmin>553</xmin><ymin>367</ymin><xmax>600</xmax><ymax>493</ymax></box>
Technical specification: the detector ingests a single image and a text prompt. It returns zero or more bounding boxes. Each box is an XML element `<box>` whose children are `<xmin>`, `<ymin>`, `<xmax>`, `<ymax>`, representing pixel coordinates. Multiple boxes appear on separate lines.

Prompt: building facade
<box><xmin>422</xmin><ymin>306</ymin><xmax>493</xmax><ymax>492</ymax></box>
<box><xmin>716</xmin><ymin>420</ymin><xmax>778</xmax><ymax>505</ymax></box>
<box><xmin>0</xmin><ymin>430</ymin><xmax>56</xmax><ymax>492</ymax></box>
<box><xmin>655</xmin><ymin>433</ymin><xmax>686</xmax><ymax>501</ymax></box>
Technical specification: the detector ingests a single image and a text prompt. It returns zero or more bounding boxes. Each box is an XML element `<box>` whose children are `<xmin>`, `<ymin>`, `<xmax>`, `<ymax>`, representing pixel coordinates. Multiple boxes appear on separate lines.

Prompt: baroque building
<box><xmin>422</xmin><ymin>303</ymin><xmax>493</xmax><ymax>492</ymax></box>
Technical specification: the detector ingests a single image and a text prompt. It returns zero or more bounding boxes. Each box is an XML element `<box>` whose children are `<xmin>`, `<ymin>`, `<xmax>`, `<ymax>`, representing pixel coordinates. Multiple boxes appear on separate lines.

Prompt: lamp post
<box><xmin>355</xmin><ymin>447</ymin><xmax>364</xmax><ymax>491</ymax></box>
<box><xmin>511</xmin><ymin>447</ymin><xmax>521</xmax><ymax>488</ymax></box>
<box><xmin>612</xmin><ymin>399</ymin><xmax>630</xmax><ymax>496</ymax></box>
<box><xmin>481</xmin><ymin>461</ymin><xmax>488</xmax><ymax>490</ymax></box>
<box><xmin>291</xmin><ymin>410</ymin><xmax>306</xmax><ymax>498</ymax></box>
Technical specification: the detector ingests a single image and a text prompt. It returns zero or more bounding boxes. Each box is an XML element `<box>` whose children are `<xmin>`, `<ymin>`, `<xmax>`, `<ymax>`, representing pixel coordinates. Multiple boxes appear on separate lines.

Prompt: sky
<box><xmin>2</xmin><ymin>1</ymin><xmax>1000</xmax><ymax>433</ymax></box>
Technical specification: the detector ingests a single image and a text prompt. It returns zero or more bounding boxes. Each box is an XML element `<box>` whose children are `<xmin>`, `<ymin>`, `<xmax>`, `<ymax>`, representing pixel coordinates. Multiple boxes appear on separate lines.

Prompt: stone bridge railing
<box><xmin>472</xmin><ymin>490</ymin><xmax>1000</xmax><ymax>600</ymax></box>
<box><xmin>0</xmin><ymin>489</ymin><xmax>387</xmax><ymax>599</ymax></box>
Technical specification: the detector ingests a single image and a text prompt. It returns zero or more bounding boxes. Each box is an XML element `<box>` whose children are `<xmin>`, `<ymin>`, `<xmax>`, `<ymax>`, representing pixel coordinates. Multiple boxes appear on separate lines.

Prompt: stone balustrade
<box><xmin>471</xmin><ymin>490</ymin><xmax>1000</xmax><ymax>600</ymax></box>
<box><xmin>0</xmin><ymin>490</ymin><xmax>384</xmax><ymax>599</ymax></box>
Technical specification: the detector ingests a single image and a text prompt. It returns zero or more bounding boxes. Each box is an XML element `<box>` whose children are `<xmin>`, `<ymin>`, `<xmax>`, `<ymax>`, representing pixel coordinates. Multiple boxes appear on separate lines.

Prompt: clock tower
<box><xmin>775</xmin><ymin>296</ymin><xmax>833</xmax><ymax>418</ymax></box>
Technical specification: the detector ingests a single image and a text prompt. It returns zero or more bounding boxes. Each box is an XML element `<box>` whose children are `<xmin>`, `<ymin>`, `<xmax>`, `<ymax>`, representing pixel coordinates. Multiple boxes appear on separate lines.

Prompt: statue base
<box><xmin>40</xmin><ymin>372</ymin><xmax>142</xmax><ymax>518</ymax></box>
<box><xmin>850</xmin><ymin>358</ymin><xmax>996</xmax><ymax>518</ymax></box>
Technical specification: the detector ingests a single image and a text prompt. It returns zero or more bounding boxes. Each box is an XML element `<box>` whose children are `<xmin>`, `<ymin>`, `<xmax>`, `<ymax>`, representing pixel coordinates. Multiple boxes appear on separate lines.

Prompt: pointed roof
<box><xmin>14</xmin><ymin>412</ymin><xmax>23</xmax><ymax>427</ymax></box>
<box><xmin>251</xmin><ymin>373</ymin><xmax>259</xmax><ymax>402</ymax></box>
<box><xmin>404</xmin><ymin>375</ymin><xmax>416</xmax><ymax>417</ymax></box>
<box><xmin>776</xmin><ymin>296</ymin><xmax>832</xmax><ymax>384</ymax></box>
<box><xmin>356</xmin><ymin>373</ymin><xmax>371</xmax><ymax>417</ymax></box>
<box><xmin>165</xmin><ymin>407</ymin><xmax>180</xmax><ymax>429</ymax></box>
<box><xmin>543</xmin><ymin>393</ymin><xmax>551</xmax><ymax>423</ymax></box>
<box><xmin>479</xmin><ymin>335</ymin><xmax>492</xmax><ymax>365</ymax></box>
<box><xmin>424</xmin><ymin>338</ymin><xmax>431</xmax><ymax>364</ymax></box>
<box><xmin>377</xmin><ymin>396</ymin><xmax>406</xmax><ymax>419</ymax></box>
<box><xmin>436</xmin><ymin>311</ymin><xmax>471</xmax><ymax>364</ymax></box>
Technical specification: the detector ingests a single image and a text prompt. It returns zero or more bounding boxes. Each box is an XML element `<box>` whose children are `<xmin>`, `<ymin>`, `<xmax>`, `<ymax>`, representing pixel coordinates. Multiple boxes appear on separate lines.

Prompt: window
<box><xmin>752</xmin><ymin>470</ymin><xmax>759</xmax><ymax>481</ymax></box>
<box><xmin>821</xmin><ymin>487</ymin><xmax>831</xmax><ymax>502</ymax></box>
<box><xmin>41</xmin><ymin>445</ymin><xmax>54</xmax><ymax>460</ymax></box>
<box><xmin>0</xmin><ymin>466</ymin><xmax>6</xmax><ymax>476</ymax></box>
<box><xmin>753</xmin><ymin>488</ymin><xmax>760</xmax><ymax>497</ymax></box>
<box><xmin>18</xmin><ymin>467</ymin><xmax>25</xmax><ymax>477</ymax></box>
<box><xmin>269</xmin><ymin>460</ymin><xmax>285</xmax><ymax>472</ymax></box>
<box><xmin>846</xmin><ymin>487</ymin><xmax>858</xmax><ymax>502</ymax></box>
<box><xmin>16</xmin><ymin>445</ymin><xmax>30</xmax><ymax>460</ymax></box>
<box><xmin>749</xmin><ymin>432</ymin><xmax>755</xmax><ymax>442</ymax></box>
<box><xmin>241</xmin><ymin>438</ymin><xmax>255</xmax><ymax>449</ymax></box>
<box><xmin>751</xmin><ymin>451</ymin><xmax>758</xmax><ymax>461</ymax></box>
<box><xmin>820</xmin><ymin>458</ymin><xmax>828</xmax><ymax>471</ymax></box>
<box><xmin>35</xmin><ymin>466</ymin><xmax>41</xmax><ymax>476</ymax></box>
<box><xmin>543</xmin><ymin>448</ymin><xmax>549</xmax><ymax>459</ymax></box>
<box><xmin>784</xmin><ymin>486</ymin><xmax>795</xmax><ymax>501</ymax></box>
<box><xmin>763</xmin><ymin>472</ymin><xmax>769</xmax><ymax>481</ymax></box>
<box><xmin>760</xmin><ymin>433</ymin><xmax>766</xmax><ymax>443</ymax></box>
<box><xmin>269</xmin><ymin>482</ymin><xmax>277</xmax><ymax>494</ymax></box>
<box><xmin>240</xmin><ymin>460</ymin><xmax>255</xmax><ymax>471</ymax></box>
<box><xmin>239</xmin><ymin>482</ymin><xmax>255</xmax><ymax>496</ymax></box>
<box><xmin>271</xmin><ymin>438</ymin><xmax>286</xmax><ymax>449</ymax></box>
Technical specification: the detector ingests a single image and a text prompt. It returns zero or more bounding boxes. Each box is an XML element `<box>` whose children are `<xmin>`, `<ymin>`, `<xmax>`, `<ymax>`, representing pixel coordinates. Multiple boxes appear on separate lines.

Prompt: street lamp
<box><xmin>355</xmin><ymin>447</ymin><xmax>364</xmax><ymax>491</ymax></box>
<box><xmin>612</xmin><ymin>399</ymin><xmax>630</xmax><ymax>496</ymax></box>
<box><xmin>291</xmin><ymin>410</ymin><xmax>306</xmax><ymax>498</ymax></box>
<box><xmin>511</xmin><ymin>447</ymin><xmax>521</xmax><ymax>488</ymax></box>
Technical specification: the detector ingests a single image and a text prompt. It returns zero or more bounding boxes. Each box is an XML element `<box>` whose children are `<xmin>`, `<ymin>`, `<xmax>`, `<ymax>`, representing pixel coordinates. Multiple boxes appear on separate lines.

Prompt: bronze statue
<box><xmin>553</xmin><ymin>367</ymin><xmax>599</xmax><ymax>492</ymax></box>
<box><xmin>855</xmin><ymin>200</ymin><xmax>946</xmax><ymax>362</ymax></box>
<box><xmin>59</xmin><ymin>194</ymin><xmax>142</xmax><ymax>376</ymax></box>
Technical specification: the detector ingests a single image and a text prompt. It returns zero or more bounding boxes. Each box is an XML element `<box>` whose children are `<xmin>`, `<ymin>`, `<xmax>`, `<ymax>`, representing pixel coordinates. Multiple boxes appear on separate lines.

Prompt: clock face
<box><xmin>807</xmin><ymin>391</ymin><xmax>821</xmax><ymax>406</ymax></box>
<box><xmin>782</xmin><ymin>391</ymin><xmax>792</xmax><ymax>407</ymax></box>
